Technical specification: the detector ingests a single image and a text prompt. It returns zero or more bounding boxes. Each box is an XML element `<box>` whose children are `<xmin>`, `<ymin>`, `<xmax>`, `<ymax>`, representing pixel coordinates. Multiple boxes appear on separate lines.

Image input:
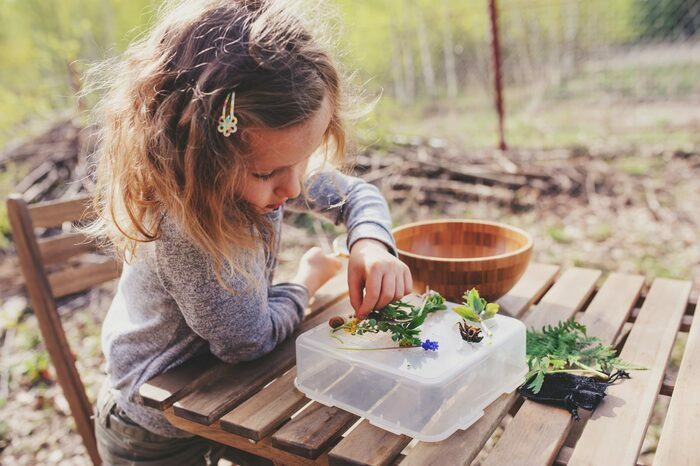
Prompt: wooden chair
<box><xmin>6</xmin><ymin>194</ymin><xmax>122</xmax><ymax>465</ymax></box>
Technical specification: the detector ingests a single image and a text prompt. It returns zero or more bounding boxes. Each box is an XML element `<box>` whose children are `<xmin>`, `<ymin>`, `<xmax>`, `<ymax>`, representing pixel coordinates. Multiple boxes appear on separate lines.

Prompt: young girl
<box><xmin>89</xmin><ymin>0</ymin><xmax>412</xmax><ymax>464</ymax></box>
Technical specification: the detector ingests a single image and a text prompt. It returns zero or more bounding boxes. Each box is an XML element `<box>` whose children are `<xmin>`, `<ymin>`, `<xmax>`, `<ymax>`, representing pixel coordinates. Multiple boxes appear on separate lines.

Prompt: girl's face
<box><xmin>237</xmin><ymin>97</ymin><xmax>332</xmax><ymax>214</ymax></box>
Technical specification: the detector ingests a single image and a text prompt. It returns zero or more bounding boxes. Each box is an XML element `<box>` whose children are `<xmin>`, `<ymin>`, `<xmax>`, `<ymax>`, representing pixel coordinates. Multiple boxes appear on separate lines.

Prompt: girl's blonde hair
<box><xmin>86</xmin><ymin>0</ymin><xmax>348</xmax><ymax>287</ymax></box>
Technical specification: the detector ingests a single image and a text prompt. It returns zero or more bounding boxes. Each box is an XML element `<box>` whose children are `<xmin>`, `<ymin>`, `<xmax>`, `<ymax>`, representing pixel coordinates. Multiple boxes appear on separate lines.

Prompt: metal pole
<box><xmin>488</xmin><ymin>0</ymin><xmax>507</xmax><ymax>150</ymax></box>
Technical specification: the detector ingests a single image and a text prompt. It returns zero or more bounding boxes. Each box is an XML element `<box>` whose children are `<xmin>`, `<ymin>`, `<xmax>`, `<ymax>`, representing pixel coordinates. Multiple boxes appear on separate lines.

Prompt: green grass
<box><xmin>546</xmin><ymin>225</ymin><xmax>573</xmax><ymax>244</ymax></box>
<box><xmin>590</xmin><ymin>223</ymin><xmax>613</xmax><ymax>242</ymax></box>
<box><xmin>549</xmin><ymin>64</ymin><xmax>700</xmax><ymax>101</ymax></box>
<box><xmin>364</xmin><ymin>62</ymin><xmax>700</xmax><ymax>150</ymax></box>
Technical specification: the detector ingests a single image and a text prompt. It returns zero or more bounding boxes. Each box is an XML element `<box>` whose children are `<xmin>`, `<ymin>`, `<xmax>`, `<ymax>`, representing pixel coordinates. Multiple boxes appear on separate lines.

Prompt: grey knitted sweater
<box><xmin>101</xmin><ymin>170</ymin><xmax>396</xmax><ymax>437</ymax></box>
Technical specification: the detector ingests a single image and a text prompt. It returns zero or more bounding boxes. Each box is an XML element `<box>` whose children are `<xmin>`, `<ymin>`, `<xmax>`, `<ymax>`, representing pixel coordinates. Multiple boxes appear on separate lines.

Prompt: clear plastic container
<box><xmin>294</xmin><ymin>302</ymin><xmax>527</xmax><ymax>442</ymax></box>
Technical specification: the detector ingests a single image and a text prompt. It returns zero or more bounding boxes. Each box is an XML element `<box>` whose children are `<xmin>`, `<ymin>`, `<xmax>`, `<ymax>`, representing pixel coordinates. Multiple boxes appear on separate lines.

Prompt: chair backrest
<box><xmin>6</xmin><ymin>194</ymin><xmax>122</xmax><ymax>466</ymax></box>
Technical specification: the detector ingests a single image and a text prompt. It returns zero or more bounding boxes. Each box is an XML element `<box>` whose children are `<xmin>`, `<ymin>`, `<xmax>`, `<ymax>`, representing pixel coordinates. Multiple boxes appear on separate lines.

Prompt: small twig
<box><xmin>14</xmin><ymin>161</ymin><xmax>54</xmax><ymax>193</ymax></box>
<box><xmin>23</xmin><ymin>169</ymin><xmax>59</xmax><ymax>203</ymax></box>
<box><xmin>492</xmin><ymin>149</ymin><xmax>519</xmax><ymax>174</ymax></box>
<box><xmin>643</xmin><ymin>182</ymin><xmax>673</xmax><ymax>222</ymax></box>
<box><xmin>572</xmin><ymin>361</ymin><xmax>609</xmax><ymax>379</ymax></box>
<box><xmin>336</xmin><ymin>345</ymin><xmax>421</xmax><ymax>351</ymax></box>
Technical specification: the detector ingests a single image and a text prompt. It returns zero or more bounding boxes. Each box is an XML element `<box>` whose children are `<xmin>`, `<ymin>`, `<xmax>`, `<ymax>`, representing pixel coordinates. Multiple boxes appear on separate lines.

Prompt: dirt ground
<box><xmin>0</xmin><ymin>143</ymin><xmax>698</xmax><ymax>465</ymax></box>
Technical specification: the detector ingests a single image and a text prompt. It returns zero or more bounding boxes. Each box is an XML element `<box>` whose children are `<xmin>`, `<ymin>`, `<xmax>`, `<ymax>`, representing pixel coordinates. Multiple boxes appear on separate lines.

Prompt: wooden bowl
<box><xmin>393</xmin><ymin>220</ymin><xmax>533</xmax><ymax>303</ymax></box>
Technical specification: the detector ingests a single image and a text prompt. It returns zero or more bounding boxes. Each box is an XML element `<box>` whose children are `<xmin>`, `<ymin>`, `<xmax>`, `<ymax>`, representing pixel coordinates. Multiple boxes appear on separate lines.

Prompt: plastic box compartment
<box><xmin>294</xmin><ymin>303</ymin><xmax>527</xmax><ymax>442</ymax></box>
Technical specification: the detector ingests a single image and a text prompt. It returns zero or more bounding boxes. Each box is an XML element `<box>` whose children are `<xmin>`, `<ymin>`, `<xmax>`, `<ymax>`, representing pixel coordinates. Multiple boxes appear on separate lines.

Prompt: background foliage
<box><xmin>2</xmin><ymin>0</ymin><xmax>699</xmax><ymax>148</ymax></box>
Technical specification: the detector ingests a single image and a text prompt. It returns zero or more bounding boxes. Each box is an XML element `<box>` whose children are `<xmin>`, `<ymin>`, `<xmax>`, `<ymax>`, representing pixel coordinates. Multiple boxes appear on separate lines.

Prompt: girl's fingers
<box><xmin>354</xmin><ymin>261</ymin><xmax>414</xmax><ymax>317</ymax></box>
<box><xmin>348</xmin><ymin>269</ymin><xmax>364</xmax><ymax>314</ymax></box>
<box><xmin>375</xmin><ymin>273</ymin><xmax>396</xmax><ymax>310</ymax></box>
<box><xmin>394</xmin><ymin>273</ymin><xmax>405</xmax><ymax>302</ymax></box>
<box><xmin>403</xmin><ymin>265</ymin><xmax>413</xmax><ymax>296</ymax></box>
<box><xmin>358</xmin><ymin>270</ymin><xmax>382</xmax><ymax>318</ymax></box>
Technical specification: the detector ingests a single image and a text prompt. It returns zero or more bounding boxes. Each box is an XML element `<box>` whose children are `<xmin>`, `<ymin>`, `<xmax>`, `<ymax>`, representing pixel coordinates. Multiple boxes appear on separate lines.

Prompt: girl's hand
<box><xmin>348</xmin><ymin>239</ymin><xmax>413</xmax><ymax>319</ymax></box>
<box><xmin>292</xmin><ymin>247</ymin><xmax>343</xmax><ymax>296</ymax></box>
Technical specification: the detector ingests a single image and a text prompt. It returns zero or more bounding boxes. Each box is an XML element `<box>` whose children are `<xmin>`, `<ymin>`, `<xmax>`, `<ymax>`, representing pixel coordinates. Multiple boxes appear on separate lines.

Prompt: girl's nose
<box><xmin>275</xmin><ymin>170</ymin><xmax>302</xmax><ymax>199</ymax></box>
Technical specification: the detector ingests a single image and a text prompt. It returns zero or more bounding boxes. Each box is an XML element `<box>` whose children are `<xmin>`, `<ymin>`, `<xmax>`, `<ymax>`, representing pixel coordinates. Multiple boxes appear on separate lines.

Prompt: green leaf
<box><xmin>567</xmin><ymin>355</ymin><xmax>581</xmax><ymax>366</ymax></box>
<box><xmin>466</xmin><ymin>289</ymin><xmax>484</xmax><ymax>313</ymax></box>
<box><xmin>407</xmin><ymin>315</ymin><xmax>426</xmax><ymax>329</ymax></box>
<box><xmin>609</xmin><ymin>358</ymin><xmax>647</xmax><ymax>371</ymax></box>
<box><xmin>483</xmin><ymin>302</ymin><xmax>500</xmax><ymax>319</ymax></box>
<box><xmin>527</xmin><ymin>371</ymin><xmax>546</xmax><ymax>394</ymax></box>
<box><xmin>550</xmin><ymin>358</ymin><xmax>566</xmax><ymax>369</ymax></box>
<box><xmin>452</xmin><ymin>305</ymin><xmax>480</xmax><ymax>322</ymax></box>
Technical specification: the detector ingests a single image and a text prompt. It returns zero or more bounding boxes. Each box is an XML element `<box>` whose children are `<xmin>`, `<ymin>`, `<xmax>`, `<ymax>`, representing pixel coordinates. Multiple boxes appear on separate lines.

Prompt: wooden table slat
<box><xmin>576</xmin><ymin>273</ymin><xmax>645</xmax><ymax>342</ymax></box>
<box><xmin>566</xmin><ymin>274</ymin><xmax>647</xmax><ymax>447</ymax></box>
<box><xmin>522</xmin><ymin>267</ymin><xmax>601</xmax><ymax>331</ymax></box>
<box><xmin>568</xmin><ymin>278</ymin><xmax>691</xmax><ymax>466</ymax></box>
<box><xmin>327</xmin><ymin>263</ymin><xmax>559</xmax><ymax>466</ymax></box>
<box><xmin>399</xmin><ymin>267</ymin><xmax>600</xmax><ymax>466</ymax></box>
<box><xmin>497</xmin><ymin>263</ymin><xmax>560</xmax><ymax>318</ymax></box>
<box><xmin>163</xmin><ymin>408</ymin><xmax>324</xmax><ymax>466</ymax></box>
<box><xmin>401</xmin><ymin>392</ymin><xmax>518</xmax><ymax>466</ymax></box>
<box><xmin>650</xmin><ymin>300</ymin><xmax>700</xmax><ymax>466</ymax></box>
<box><xmin>141</xmin><ymin>267</ymin><xmax>347</xmax><ymax>415</ymax></box>
<box><xmin>139</xmin><ymin>353</ymin><xmax>222</xmax><ymax>409</ymax></box>
<box><xmin>219</xmin><ymin>368</ymin><xmax>308</xmax><ymax>441</ymax></box>
<box><xmin>271</xmin><ymin>402</ymin><xmax>359</xmax><ymax>459</ymax></box>
<box><xmin>327</xmin><ymin>420</ymin><xmax>411</xmax><ymax>466</ymax></box>
<box><xmin>173</xmin><ymin>298</ymin><xmax>352</xmax><ymax>424</ymax></box>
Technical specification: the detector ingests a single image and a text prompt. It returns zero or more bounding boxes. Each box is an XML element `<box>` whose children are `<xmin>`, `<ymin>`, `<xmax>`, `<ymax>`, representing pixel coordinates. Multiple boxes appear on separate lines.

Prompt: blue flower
<box><xmin>421</xmin><ymin>339</ymin><xmax>439</xmax><ymax>351</ymax></box>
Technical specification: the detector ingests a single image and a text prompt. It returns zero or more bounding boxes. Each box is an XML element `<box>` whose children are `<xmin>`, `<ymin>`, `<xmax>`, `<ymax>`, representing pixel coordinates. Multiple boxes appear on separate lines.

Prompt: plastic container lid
<box><xmin>294</xmin><ymin>301</ymin><xmax>527</xmax><ymax>442</ymax></box>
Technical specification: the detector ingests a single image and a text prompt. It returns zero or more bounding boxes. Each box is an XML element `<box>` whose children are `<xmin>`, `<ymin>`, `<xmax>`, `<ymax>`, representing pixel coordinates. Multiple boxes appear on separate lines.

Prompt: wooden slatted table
<box><xmin>140</xmin><ymin>263</ymin><xmax>697</xmax><ymax>466</ymax></box>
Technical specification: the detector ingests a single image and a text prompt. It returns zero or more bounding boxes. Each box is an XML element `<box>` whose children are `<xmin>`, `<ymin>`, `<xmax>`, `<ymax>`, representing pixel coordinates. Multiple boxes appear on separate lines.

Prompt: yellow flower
<box><xmin>344</xmin><ymin>318</ymin><xmax>359</xmax><ymax>334</ymax></box>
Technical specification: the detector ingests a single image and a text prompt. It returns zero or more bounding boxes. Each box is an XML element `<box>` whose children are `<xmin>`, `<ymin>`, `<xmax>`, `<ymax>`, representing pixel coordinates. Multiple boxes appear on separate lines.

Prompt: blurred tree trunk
<box><xmin>390</xmin><ymin>17</ymin><xmax>408</xmax><ymax>103</ymax></box>
<box><xmin>548</xmin><ymin>11</ymin><xmax>562</xmax><ymax>85</ymax></box>
<box><xmin>441</xmin><ymin>0</ymin><xmax>458</xmax><ymax>98</ymax></box>
<box><xmin>515</xmin><ymin>8</ymin><xmax>536</xmax><ymax>83</ymax></box>
<box><xmin>562</xmin><ymin>0</ymin><xmax>579</xmax><ymax>80</ymax></box>
<box><xmin>400</xmin><ymin>0</ymin><xmax>416</xmax><ymax>102</ymax></box>
<box><xmin>415</xmin><ymin>2</ymin><xmax>436</xmax><ymax>96</ymax></box>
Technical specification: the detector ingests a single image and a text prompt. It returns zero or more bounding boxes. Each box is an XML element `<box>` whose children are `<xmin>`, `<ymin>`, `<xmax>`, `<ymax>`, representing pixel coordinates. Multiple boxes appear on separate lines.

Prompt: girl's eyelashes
<box><xmin>251</xmin><ymin>153</ymin><xmax>313</xmax><ymax>181</ymax></box>
<box><xmin>252</xmin><ymin>172</ymin><xmax>275</xmax><ymax>181</ymax></box>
